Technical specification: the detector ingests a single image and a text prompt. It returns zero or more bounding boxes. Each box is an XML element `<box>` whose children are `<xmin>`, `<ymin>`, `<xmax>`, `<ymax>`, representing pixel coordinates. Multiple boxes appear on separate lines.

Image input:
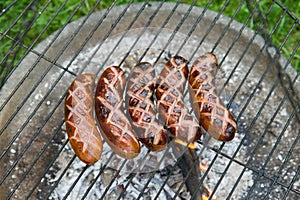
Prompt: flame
<box><xmin>202</xmin><ymin>184</ymin><xmax>217</xmax><ymax>200</ymax></box>
<box><xmin>174</xmin><ymin>139</ymin><xmax>197</xmax><ymax>149</ymax></box>
<box><xmin>199</xmin><ymin>161</ymin><xmax>209</xmax><ymax>172</ymax></box>
<box><xmin>202</xmin><ymin>196</ymin><xmax>209</xmax><ymax>200</ymax></box>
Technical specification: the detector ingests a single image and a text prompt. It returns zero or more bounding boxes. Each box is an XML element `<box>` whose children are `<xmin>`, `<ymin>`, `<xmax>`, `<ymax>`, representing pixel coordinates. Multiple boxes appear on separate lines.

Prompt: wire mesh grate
<box><xmin>0</xmin><ymin>1</ymin><xmax>299</xmax><ymax>199</ymax></box>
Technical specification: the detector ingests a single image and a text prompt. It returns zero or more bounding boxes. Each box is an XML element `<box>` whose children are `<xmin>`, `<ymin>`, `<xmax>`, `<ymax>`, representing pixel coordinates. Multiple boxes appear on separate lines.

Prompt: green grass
<box><xmin>0</xmin><ymin>0</ymin><xmax>299</xmax><ymax>86</ymax></box>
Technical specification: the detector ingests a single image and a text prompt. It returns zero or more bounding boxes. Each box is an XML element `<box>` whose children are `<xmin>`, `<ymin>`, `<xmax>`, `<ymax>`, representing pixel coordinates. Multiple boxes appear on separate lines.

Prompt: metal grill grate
<box><xmin>0</xmin><ymin>1</ymin><xmax>299</xmax><ymax>199</ymax></box>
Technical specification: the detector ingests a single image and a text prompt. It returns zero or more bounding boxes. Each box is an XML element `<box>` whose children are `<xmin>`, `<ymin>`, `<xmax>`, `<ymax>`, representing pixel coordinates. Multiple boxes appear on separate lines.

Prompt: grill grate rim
<box><xmin>0</xmin><ymin>1</ymin><xmax>299</xmax><ymax>199</ymax></box>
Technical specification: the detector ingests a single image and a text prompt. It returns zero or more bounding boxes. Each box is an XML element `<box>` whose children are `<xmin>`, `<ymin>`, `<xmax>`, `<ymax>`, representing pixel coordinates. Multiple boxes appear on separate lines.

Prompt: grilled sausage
<box><xmin>95</xmin><ymin>66</ymin><xmax>140</xmax><ymax>159</ymax></box>
<box><xmin>126</xmin><ymin>62</ymin><xmax>168</xmax><ymax>151</ymax></box>
<box><xmin>65</xmin><ymin>74</ymin><xmax>103</xmax><ymax>165</ymax></box>
<box><xmin>189</xmin><ymin>53</ymin><xmax>237</xmax><ymax>141</ymax></box>
<box><xmin>156</xmin><ymin>56</ymin><xmax>202</xmax><ymax>143</ymax></box>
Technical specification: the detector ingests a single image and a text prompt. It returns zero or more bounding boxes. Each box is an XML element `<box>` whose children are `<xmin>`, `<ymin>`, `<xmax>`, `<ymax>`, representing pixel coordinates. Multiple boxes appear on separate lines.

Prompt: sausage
<box><xmin>189</xmin><ymin>52</ymin><xmax>237</xmax><ymax>141</ymax></box>
<box><xmin>126</xmin><ymin>62</ymin><xmax>168</xmax><ymax>151</ymax></box>
<box><xmin>94</xmin><ymin>66</ymin><xmax>140</xmax><ymax>159</ymax></box>
<box><xmin>156</xmin><ymin>56</ymin><xmax>202</xmax><ymax>143</ymax></box>
<box><xmin>65</xmin><ymin>74</ymin><xmax>103</xmax><ymax>165</ymax></box>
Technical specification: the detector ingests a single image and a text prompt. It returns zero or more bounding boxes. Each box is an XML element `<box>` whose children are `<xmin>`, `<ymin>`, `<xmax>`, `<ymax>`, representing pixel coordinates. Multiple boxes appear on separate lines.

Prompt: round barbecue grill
<box><xmin>0</xmin><ymin>1</ymin><xmax>299</xmax><ymax>199</ymax></box>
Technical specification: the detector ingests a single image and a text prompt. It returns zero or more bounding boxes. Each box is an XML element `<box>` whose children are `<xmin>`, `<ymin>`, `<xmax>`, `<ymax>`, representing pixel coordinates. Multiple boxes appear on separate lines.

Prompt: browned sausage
<box><xmin>189</xmin><ymin>53</ymin><xmax>237</xmax><ymax>141</ymax></box>
<box><xmin>65</xmin><ymin>74</ymin><xmax>103</xmax><ymax>165</ymax></box>
<box><xmin>94</xmin><ymin>66</ymin><xmax>140</xmax><ymax>159</ymax></box>
<box><xmin>156</xmin><ymin>56</ymin><xmax>202</xmax><ymax>143</ymax></box>
<box><xmin>126</xmin><ymin>62</ymin><xmax>168</xmax><ymax>151</ymax></box>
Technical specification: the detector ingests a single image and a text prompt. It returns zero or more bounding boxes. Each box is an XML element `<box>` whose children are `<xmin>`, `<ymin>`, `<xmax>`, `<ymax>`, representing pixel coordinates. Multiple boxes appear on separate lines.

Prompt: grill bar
<box><xmin>84</xmin><ymin>0</ymin><xmax>151</xmax><ymax>76</ymax></box>
<box><xmin>0</xmin><ymin>1</ymin><xmax>299</xmax><ymax>199</ymax></box>
<box><xmin>209</xmin><ymin>5</ymin><xmax>296</xmax><ymax>197</ymax></box>
<box><xmin>210</xmin><ymin>0</ymin><xmax>245</xmax><ymax>54</ymax></box>
<box><xmin>0</xmin><ymin>0</ymin><xmax>55</xmax><ymax>88</ymax></box>
<box><xmin>0</xmin><ymin>0</ymin><xmax>37</xmax><ymax>85</ymax></box>
<box><xmin>136</xmin><ymin>0</ymin><xmax>189</xmax><ymax>64</ymax></box>
<box><xmin>83</xmin><ymin>1</ymin><xmax>203</xmax><ymax>198</ymax></box>
<box><xmin>186</xmin><ymin>0</ymin><xmax>273</xmax><ymax>198</ymax></box>
<box><xmin>227</xmin><ymin>72</ymin><xmax>300</xmax><ymax>199</ymax></box>
<box><xmin>116</xmin><ymin>149</ymin><xmax>171</xmax><ymax>200</ymax></box>
<box><xmin>1</xmin><ymin>0</ymin><xmax>120</xmax><ymax>192</ymax></box>
<box><xmin>43</xmin><ymin>150</ymin><xmax>108</xmax><ymax>200</ymax></box>
<box><xmin>47</xmin><ymin>1</ymin><xmax>170</xmax><ymax>198</ymax></box>
<box><xmin>217</xmin><ymin>0</ymin><xmax>258</xmax><ymax>89</ymax></box>
<box><xmin>59</xmin><ymin>1</ymin><xmax>163</xmax><ymax>195</ymax></box>
<box><xmin>187</xmin><ymin>0</ymin><xmax>230</xmax><ymax>61</ymax></box>
<box><xmin>264</xmin><ymin>114</ymin><xmax>300</xmax><ymax>199</ymax></box>
<box><xmin>283</xmin><ymin>166</ymin><xmax>300</xmax><ymax>199</ymax></box>
<box><xmin>0</xmin><ymin>34</ymin><xmax>77</xmax><ymax>75</ymax></box>
<box><xmin>118</xmin><ymin>0</ymin><xmax>169</xmax><ymax>66</ymax></box>
<box><xmin>69</xmin><ymin>1</ymin><xmax>292</xmax><ymax>198</ymax></box>
<box><xmin>23</xmin><ymin>1</ymin><xmax>138</xmax><ymax>197</ymax></box>
<box><xmin>9</xmin><ymin>0</ymin><xmax>130</xmax><ymax>194</ymax></box>
<box><xmin>62</xmin><ymin>165</ymin><xmax>89</xmax><ymax>200</ymax></box>
<box><xmin>275</xmin><ymin>0</ymin><xmax>300</xmax><ymax>21</ymax></box>
<box><xmin>245</xmin><ymin>109</ymin><xmax>298</xmax><ymax>199</ymax></box>
<box><xmin>43</xmin><ymin>155</ymin><xmax>77</xmax><ymax>199</ymax></box>
<box><xmin>176</xmin><ymin>0</ymin><xmax>213</xmax><ymax>58</ymax></box>
<box><xmin>0</xmin><ymin>0</ymin><xmax>110</xmax><ymax>184</ymax></box>
<box><xmin>161</xmin><ymin>1</ymin><xmax>241</xmax><ymax>199</ymax></box>
<box><xmin>27</xmin><ymin>139</ymin><xmax>69</xmax><ymax>198</ymax></box>
<box><xmin>100</xmin><ymin>160</ymin><xmax>128</xmax><ymax>199</ymax></box>
<box><xmin>80</xmin><ymin>153</ymin><xmax>115</xmax><ymax>199</ymax></box>
<box><xmin>172</xmin><ymin>146</ymin><xmax>203</xmax><ymax>199</ymax></box>
<box><xmin>175</xmin><ymin>6</ymin><xmax>268</xmax><ymax>197</ymax></box>
<box><xmin>107</xmin><ymin>1</ymin><xmax>219</xmax><ymax>198</ymax></box>
<box><xmin>0</xmin><ymin>0</ymin><xmax>83</xmax><ymax>132</ymax></box>
<box><xmin>192</xmin><ymin>2</ymin><xmax>299</xmax><ymax>199</ymax></box>
<box><xmin>151</xmin><ymin>0</ymin><xmax>202</xmax><ymax>65</ymax></box>
<box><xmin>103</xmin><ymin>2</ymin><xmax>209</xmax><ymax>198</ymax></box>
<box><xmin>90</xmin><ymin>1</ymin><xmax>213</xmax><ymax>197</ymax></box>
<box><xmin>0</xmin><ymin>0</ymin><xmax>18</xmax><ymax>17</ymax></box>
<box><xmin>191</xmin><ymin>118</ymin><xmax>299</xmax><ymax>196</ymax></box>
<box><xmin>0</xmin><ymin>0</ymin><xmax>74</xmax><ymax>100</ymax></box>
<box><xmin>5</xmin><ymin>115</ymin><xmax>66</xmax><ymax>198</ymax></box>
<box><xmin>33</xmin><ymin>0</ymin><xmax>162</xmax><ymax>198</ymax></box>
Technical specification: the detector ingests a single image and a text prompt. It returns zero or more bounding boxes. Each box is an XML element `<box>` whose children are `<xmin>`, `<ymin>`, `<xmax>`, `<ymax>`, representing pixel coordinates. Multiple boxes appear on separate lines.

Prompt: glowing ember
<box><xmin>174</xmin><ymin>138</ymin><xmax>197</xmax><ymax>149</ymax></box>
<box><xmin>202</xmin><ymin>184</ymin><xmax>217</xmax><ymax>200</ymax></box>
<box><xmin>199</xmin><ymin>161</ymin><xmax>209</xmax><ymax>172</ymax></box>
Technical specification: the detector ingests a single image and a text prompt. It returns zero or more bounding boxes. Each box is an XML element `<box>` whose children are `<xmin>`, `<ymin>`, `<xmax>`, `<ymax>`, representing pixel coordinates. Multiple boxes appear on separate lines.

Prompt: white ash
<box><xmin>45</xmin><ymin>26</ymin><xmax>299</xmax><ymax>200</ymax></box>
<box><xmin>51</xmin><ymin>137</ymin><xmax>190</xmax><ymax>199</ymax></box>
<box><xmin>1</xmin><ymin>3</ymin><xmax>298</xmax><ymax>199</ymax></box>
<box><xmin>48</xmin><ymin>28</ymin><xmax>248</xmax><ymax>200</ymax></box>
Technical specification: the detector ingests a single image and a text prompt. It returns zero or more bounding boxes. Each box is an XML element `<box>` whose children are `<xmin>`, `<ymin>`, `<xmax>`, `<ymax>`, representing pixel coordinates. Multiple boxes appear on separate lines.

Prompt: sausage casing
<box><xmin>95</xmin><ymin>66</ymin><xmax>140</xmax><ymax>159</ymax></box>
<box><xmin>126</xmin><ymin>62</ymin><xmax>168</xmax><ymax>151</ymax></box>
<box><xmin>65</xmin><ymin>74</ymin><xmax>103</xmax><ymax>165</ymax></box>
<box><xmin>189</xmin><ymin>53</ymin><xmax>237</xmax><ymax>141</ymax></box>
<box><xmin>156</xmin><ymin>56</ymin><xmax>202</xmax><ymax>143</ymax></box>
